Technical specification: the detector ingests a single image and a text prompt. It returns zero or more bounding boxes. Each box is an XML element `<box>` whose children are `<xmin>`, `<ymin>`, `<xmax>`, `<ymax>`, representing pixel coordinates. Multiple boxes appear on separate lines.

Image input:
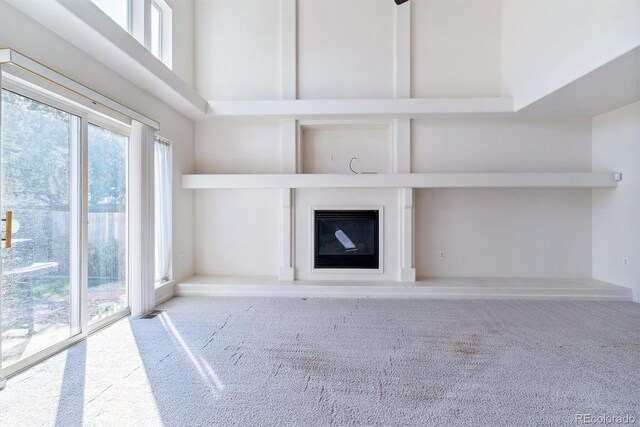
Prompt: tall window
<box><xmin>1</xmin><ymin>71</ymin><xmax>136</xmax><ymax>374</ymax></box>
<box><xmin>91</xmin><ymin>0</ymin><xmax>130</xmax><ymax>32</ymax></box>
<box><xmin>1</xmin><ymin>89</ymin><xmax>81</xmax><ymax>367</ymax></box>
<box><xmin>87</xmin><ymin>124</ymin><xmax>129</xmax><ymax>323</ymax></box>
<box><xmin>151</xmin><ymin>2</ymin><xmax>163</xmax><ymax>60</ymax></box>
<box><xmin>90</xmin><ymin>0</ymin><xmax>172</xmax><ymax>67</ymax></box>
<box><xmin>154</xmin><ymin>137</ymin><xmax>172</xmax><ymax>284</ymax></box>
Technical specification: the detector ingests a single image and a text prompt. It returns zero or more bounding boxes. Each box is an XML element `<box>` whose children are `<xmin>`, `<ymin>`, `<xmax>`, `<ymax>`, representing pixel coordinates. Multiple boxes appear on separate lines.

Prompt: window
<box><xmin>90</xmin><ymin>0</ymin><xmax>172</xmax><ymax>67</ymax></box>
<box><xmin>154</xmin><ymin>137</ymin><xmax>172</xmax><ymax>285</ymax></box>
<box><xmin>87</xmin><ymin>124</ymin><xmax>129</xmax><ymax>324</ymax></box>
<box><xmin>1</xmin><ymin>88</ymin><xmax>82</xmax><ymax>367</ymax></box>
<box><xmin>91</xmin><ymin>0</ymin><xmax>130</xmax><ymax>32</ymax></box>
<box><xmin>0</xmin><ymin>76</ymin><xmax>134</xmax><ymax>374</ymax></box>
<box><xmin>151</xmin><ymin>2</ymin><xmax>162</xmax><ymax>60</ymax></box>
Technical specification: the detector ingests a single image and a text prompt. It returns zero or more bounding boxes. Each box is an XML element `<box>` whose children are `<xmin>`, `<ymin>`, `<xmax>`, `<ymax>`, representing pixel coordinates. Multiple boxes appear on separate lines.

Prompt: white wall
<box><xmin>297</xmin><ymin>0</ymin><xmax>395</xmax><ymax>99</ymax></box>
<box><xmin>502</xmin><ymin>0</ymin><xmax>640</xmax><ymax>109</ymax></box>
<box><xmin>412</xmin><ymin>118</ymin><xmax>592</xmax><ymax>173</ymax></box>
<box><xmin>189</xmin><ymin>0</ymin><xmax>633</xmax><ymax>285</ymax></box>
<box><xmin>411</xmin><ymin>0</ymin><xmax>502</xmax><ymax>98</ymax></box>
<box><xmin>193</xmin><ymin>0</ymin><xmax>503</xmax><ymax>100</ymax></box>
<box><xmin>194</xmin><ymin>120</ymin><xmax>282</xmax><ymax>276</ymax></box>
<box><xmin>413</xmin><ymin>118</ymin><xmax>593</xmax><ymax>278</ymax></box>
<box><xmin>0</xmin><ymin>1</ymin><xmax>195</xmax><ymax>282</ymax></box>
<box><xmin>168</xmin><ymin>0</ymin><xmax>195</xmax><ymax>87</ymax></box>
<box><xmin>195</xmin><ymin>120</ymin><xmax>282</xmax><ymax>173</ymax></box>
<box><xmin>194</xmin><ymin>0</ymin><xmax>282</xmax><ymax>100</ymax></box>
<box><xmin>416</xmin><ymin>189</ymin><xmax>592</xmax><ymax>278</ymax></box>
<box><xmin>301</xmin><ymin>125</ymin><xmax>391</xmax><ymax>174</ymax></box>
<box><xmin>592</xmin><ymin>102</ymin><xmax>640</xmax><ymax>301</ymax></box>
<box><xmin>194</xmin><ymin>189</ymin><xmax>280</xmax><ymax>276</ymax></box>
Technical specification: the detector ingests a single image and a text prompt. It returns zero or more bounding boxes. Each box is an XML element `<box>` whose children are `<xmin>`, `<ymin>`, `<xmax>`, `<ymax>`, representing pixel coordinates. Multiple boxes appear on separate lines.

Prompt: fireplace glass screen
<box><xmin>314</xmin><ymin>210</ymin><xmax>379</xmax><ymax>269</ymax></box>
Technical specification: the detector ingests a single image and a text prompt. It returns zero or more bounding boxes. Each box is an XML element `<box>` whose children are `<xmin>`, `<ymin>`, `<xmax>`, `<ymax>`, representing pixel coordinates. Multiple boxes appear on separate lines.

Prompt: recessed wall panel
<box><xmin>297</xmin><ymin>0</ymin><xmax>395</xmax><ymax>99</ymax></box>
<box><xmin>195</xmin><ymin>0</ymin><xmax>282</xmax><ymax>100</ymax></box>
<box><xmin>411</xmin><ymin>0</ymin><xmax>502</xmax><ymax>97</ymax></box>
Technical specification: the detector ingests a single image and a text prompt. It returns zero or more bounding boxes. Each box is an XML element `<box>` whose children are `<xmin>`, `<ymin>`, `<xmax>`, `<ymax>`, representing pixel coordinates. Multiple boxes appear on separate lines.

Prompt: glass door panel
<box><xmin>1</xmin><ymin>89</ymin><xmax>81</xmax><ymax>367</ymax></box>
<box><xmin>87</xmin><ymin>124</ymin><xmax>128</xmax><ymax>324</ymax></box>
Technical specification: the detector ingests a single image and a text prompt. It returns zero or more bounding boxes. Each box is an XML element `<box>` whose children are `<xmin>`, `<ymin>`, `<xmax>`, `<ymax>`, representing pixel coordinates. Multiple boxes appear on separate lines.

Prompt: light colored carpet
<box><xmin>1</xmin><ymin>296</ymin><xmax>639</xmax><ymax>426</ymax></box>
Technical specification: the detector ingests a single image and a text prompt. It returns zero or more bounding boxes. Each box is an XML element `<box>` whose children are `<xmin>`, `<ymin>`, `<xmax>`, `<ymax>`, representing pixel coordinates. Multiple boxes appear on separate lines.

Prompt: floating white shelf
<box><xmin>182</xmin><ymin>172</ymin><xmax>619</xmax><ymax>190</ymax></box>
<box><xmin>206</xmin><ymin>97</ymin><xmax>514</xmax><ymax>118</ymax></box>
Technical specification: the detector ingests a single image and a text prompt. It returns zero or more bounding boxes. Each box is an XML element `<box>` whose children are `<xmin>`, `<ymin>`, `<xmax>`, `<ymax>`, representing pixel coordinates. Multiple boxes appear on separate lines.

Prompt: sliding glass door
<box><xmin>0</xmin><ymin>89</ymin><xmax>82</xmax><ymax>368</ymax></box>
<box><xmin>87</xmin><ymin>123</ymin><xmax>129</xmax><ymax>324</ymax></box>
<box><xmin>0</xmin><ymin>82</ymin><xmax>131</xmax><ymax>374</ymax></box>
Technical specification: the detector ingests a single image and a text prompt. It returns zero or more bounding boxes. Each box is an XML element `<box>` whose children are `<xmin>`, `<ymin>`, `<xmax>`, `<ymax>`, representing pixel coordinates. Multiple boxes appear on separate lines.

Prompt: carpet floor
<box><xmin>0</xmin><ymin>296</ymin><xmax>639</xmax><ymax>426</ymax></box>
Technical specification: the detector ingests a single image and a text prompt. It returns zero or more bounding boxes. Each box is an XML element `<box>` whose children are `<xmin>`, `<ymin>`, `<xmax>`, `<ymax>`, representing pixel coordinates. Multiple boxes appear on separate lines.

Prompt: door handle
<box><xmin>2</xmin><ymin>211</ymin><xmax>12</xmax><ymax>248</ymax></box>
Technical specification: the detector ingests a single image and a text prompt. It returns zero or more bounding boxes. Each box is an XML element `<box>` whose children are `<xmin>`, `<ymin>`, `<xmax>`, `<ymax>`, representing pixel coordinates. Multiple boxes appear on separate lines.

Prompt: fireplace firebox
<box><xmin>314</xmin><ymin>209</ymin><xmax>380</xmax><ymax>269</ymax></box>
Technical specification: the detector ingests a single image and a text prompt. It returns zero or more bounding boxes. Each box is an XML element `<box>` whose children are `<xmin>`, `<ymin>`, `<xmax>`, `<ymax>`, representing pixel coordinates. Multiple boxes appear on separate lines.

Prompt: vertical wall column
<box><xmin>281</xmin><ymin>0</ymin><xmax>297</xmax><ymax>99</ymax></box>
<box><xmin>393</xmin><ymin>0</ymin><xmax>412</xmax><ymax>176</ymax></box>
<box><xmin>280</xmin><ymin>119</ymin><xmax>297</xmax><ymax>281</ymax></box>
<box><xmin>394</xmin><ymin>1</ymin><xmax>411</xmax><ymax>99</ymax></box>
<box><xmin>280</xmin><ymin>187</ymin><xmax>295</xmax><ymax>281</ymax></box>
<box><xmin>394</xmin><ymin>3</ymin><xmax>415</xmax><ymax>283</ymax></box>
<box><xmin>130</xmin><ymin>121</ymin><xmax>156</xmax><ymax>316</ymax></box>
<box><xmin>395</xmin><ymin>118</ymin><xmax>416</xmax><ymax>282</ymax></box>
<box><xmin>280</xmin><ymin>0</ymin><xmax>297</xmax><ymax>281</ymax></box>
<box><xmin>400</xmin><ymin>188</ymin><xmax>416</xmax><ymax>282</ymax></box>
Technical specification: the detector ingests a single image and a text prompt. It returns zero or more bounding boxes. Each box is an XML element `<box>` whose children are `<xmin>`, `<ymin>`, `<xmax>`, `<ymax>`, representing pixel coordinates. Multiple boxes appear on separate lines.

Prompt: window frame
<box><xmin>86</xmin><ymin>117</ymin><xmax>132</xmax><ymax>327</ymax></box>
<box><xmin>151</xmin><ymin>1</ymin><xmax>163</xmax><ymax>60</ymax></box>
<box><xmin>90</xmin><ymin>0</ymin><xmax>172</xmax><ymax>68</ymax></box>
<box><xmin>0</xmin><ymin>72</ymin><xmax>133</xmax><ymax>377</ymax></box>
<box><xmin>91</xmin><ymin>0</ymin><xmax>132</xmax><ymax>33</ymax></box>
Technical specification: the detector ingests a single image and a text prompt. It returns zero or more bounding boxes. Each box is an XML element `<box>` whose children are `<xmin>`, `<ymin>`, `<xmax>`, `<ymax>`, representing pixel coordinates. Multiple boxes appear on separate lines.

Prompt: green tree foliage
<box><xmin>1</xmin><ymin>90</ymin><xmax>128</xmax><ymax>281</ymax></box>
<box><xmin>88</xmin><ymin>124</ymin><xmax>127</xmax><ymax>212</ymax></box>
<box><xmin>1</xmin><ymin>90</ymin><xmax>71</xmax><ymax>210</ymax></box>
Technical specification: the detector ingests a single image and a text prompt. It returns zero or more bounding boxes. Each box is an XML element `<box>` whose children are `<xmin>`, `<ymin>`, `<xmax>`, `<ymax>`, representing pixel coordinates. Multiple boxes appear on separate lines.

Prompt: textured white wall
<box><xmin>301</xmin><ymin>126</ymin><xmax>391</xmax><ymax>174</ymax></box>
<box><xmin>194</xmin><ymin>0</ymin><xmax>282</xmax><ymax>100</ymax></box>
<box><xmin>190</xmin><ymin>0</ymin><xmax>629</xmax><ymax>282</ymax></box>
<box><xmin>592</xmin><ymin>102</ymin><xmax>640</xmax><ymax>301</ymax></box>
<box><xmin>195</xmin><ymin>120</ymin><xmax>282</xmax><ymax>173</ymax></box>
<box><xmin>194</xmin><ymin>121</ymin><xmax>282</xmax><ymax>276</ymax></box>
<box><xmin>297</xmin><ymin>0</ymin><xmax>395</xmax><ymax>99</ymax></box>
<box><xmin>168</xmin><ymin>0</ymin><xmax>195</xmax><ymax>86</ymax></box>
<box><xmin>194</xmin><ymin>189</ymin><xmax>280</xmax><ymax>276</ymax></box>
<box><xmin>411</xmin><ymin>0</ymin><xmax>502</xmax><ymax>98</ymax></box>
<box><xmin>412</xmin><ymin>118</ymin><xmax>593</xmax><ymax>278</ymax></box>
<box><xmin>0</xmin><ymin>1</ymin><xmax>196</xmax><ymax>282</ymax></box>
<box><xmin>502</xmin><ymin>0</ymin><xmax>640</xmax><ymax>109</ymax></box>
<box><xmin>416</xmin><ymin>188</ymin><xmax>592</xmax><ymax>278</ymax></box>
<box><xmin>194</xmin><ymin>0</ymin><xmax>503</xmax><ymax>100</ymax></box>
<box><xmin>412</xmin><ymin>118</ymin><xmax>592</xmax><ymax>173</ymax></box>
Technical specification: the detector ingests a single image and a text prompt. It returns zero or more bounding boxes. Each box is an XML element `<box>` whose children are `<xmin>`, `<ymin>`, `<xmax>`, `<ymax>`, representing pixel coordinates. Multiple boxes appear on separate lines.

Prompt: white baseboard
<box><xmin>0</xmin><ymin>377</ymin><xmax>6</xmax><ymax>390</ymax></box>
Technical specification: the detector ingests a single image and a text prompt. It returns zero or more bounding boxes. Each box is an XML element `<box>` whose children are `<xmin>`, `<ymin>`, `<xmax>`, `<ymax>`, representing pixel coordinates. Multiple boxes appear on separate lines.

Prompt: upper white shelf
<box><xmin>206</xmin><ymin>98</ymin><xmax>514</xmax><ymax>119</ymax></box>
<box><xmin>183</xmin><ymin>173</ymin><xmax>619</xmax><ymax>190</ymax></box>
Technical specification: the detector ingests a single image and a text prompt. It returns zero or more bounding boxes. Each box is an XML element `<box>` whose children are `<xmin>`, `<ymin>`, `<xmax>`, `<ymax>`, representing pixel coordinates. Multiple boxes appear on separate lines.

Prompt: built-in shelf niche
<box><xmin>299</xmin><ymin>122</ymin><xmax>392</xmax><ymax>174</ymax></box>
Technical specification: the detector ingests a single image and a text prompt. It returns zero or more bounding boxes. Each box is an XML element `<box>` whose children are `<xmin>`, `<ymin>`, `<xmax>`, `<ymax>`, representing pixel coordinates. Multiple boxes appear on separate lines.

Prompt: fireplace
<box><xmin>313</xmin><ymin>209</ymin><xmax>380</xmax><ymax>270</ymax></box>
